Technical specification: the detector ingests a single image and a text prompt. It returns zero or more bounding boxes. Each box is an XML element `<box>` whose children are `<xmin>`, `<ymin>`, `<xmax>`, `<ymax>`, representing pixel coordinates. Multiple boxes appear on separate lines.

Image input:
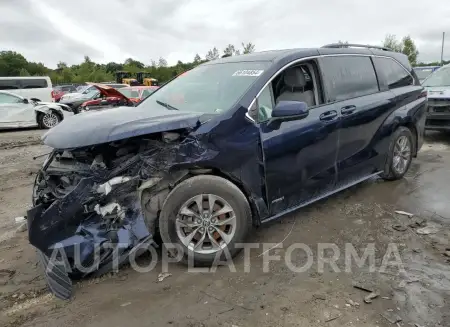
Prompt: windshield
<box><xmin>81</xmin><ymin>86</ymin><xmax>95</xmax><ymax>94</ymax></box>
<box><xmin>138</xmin><ymin>61</ymin><xmax>270</xmax><ymax>113</ymax></box>
<box><xmin>86</xmin><ymin>90</ymin><xmax>100</xmax><ymax>99</ymax></box>
<box><xmin>414</xmin><ymin>68</ymin><xmax>434</xmax><ymax>81</ymax></box>
<box><xmin>119</xmin><ymin>89</ymin><xmax>140</xmax><ymax>98</ymax></box>
<box><xmin>423</xmin><ymin>67</ymin><xmax>450</xmax><ymax>87</ymax></box>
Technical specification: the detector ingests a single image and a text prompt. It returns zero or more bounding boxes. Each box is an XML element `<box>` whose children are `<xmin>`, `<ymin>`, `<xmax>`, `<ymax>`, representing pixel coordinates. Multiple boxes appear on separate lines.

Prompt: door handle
<box><xmin>341</xmin><ymin>105</ymin><xmax>356</xmax><ymax>115</ymax></box>
<box><xmin>319</xmin><ymin>110</ymin><xmax>338</xmax><ymax>121</ymax></box>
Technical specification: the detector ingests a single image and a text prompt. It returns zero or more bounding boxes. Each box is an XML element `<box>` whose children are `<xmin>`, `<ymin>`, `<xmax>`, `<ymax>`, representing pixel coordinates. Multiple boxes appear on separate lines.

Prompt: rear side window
<box><xmin>0</xmin><ymin>79</ymin><xmax>19</xmax><ymax>90</ymax></box>
<box><xmin>372</xmin><ymin>57</ymin><xmax>414</xmax><ymax>89</ymax></box>
<box><xmin>20</xmin><ymin>79</ymin><xmax>48</xmax><ymax>89</ymax></box>
<box><xmin>320</xmin><ymin>56</ymin><xmax>379</xmax><ymax>102</ymax></box>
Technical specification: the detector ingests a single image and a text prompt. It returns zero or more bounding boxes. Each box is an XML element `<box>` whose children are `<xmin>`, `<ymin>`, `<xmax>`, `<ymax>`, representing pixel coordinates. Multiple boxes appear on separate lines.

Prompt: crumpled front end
<box><xmin>27</xmin><ymin>131</ymin><xmax>213</xmax><ymax>299</ymax></box>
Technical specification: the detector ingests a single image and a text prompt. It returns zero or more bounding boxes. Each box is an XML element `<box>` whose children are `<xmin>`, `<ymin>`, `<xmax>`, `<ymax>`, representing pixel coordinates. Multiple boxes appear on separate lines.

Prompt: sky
<box><xmin>0</xmin><ymin>0</ymin><xmax>449</xmax><ymax>68</ymax></box>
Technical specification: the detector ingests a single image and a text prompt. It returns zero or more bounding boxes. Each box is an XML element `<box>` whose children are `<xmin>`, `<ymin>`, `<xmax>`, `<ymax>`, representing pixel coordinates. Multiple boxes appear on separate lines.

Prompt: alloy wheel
<box><xmin>392</xmin><ymin>135</ymin><xmax>411</xmax><ymax>175</ymax></box>
<box><xmin>42</xmin><ymin>112</ymin><xmax>59</xmax><ymax>128</ymax></box>
<box><xmin>175</xmin><ymin>194</ymin><xmax>237</xmax><ymax>254</ymax></box>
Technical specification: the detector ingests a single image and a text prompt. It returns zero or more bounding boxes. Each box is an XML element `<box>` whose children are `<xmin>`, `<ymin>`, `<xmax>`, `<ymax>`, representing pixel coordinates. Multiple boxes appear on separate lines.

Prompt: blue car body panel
<box><xmin>32</xmin><ymin>48</ymin><xmax>427</xmax><ymax>300</ymax></box>
<box><xmin>40</xmin><ymin>48</ymin><xmax>427</xmax><ymax>223</ymax></box>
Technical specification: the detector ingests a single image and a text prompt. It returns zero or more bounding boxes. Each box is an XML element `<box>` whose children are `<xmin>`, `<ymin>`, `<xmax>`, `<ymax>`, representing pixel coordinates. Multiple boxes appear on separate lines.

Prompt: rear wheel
<box><xmin>381</xmin><ymin>126</ymin><xmax>414</xmax><ymax>180</ymax></box>
<box><xmin>159</xmin><ymin>175</ymin><xmax>252</xmax><ymax>266</ymax></box>
<box><xmin>38</xmin><ymin>111</ymin><xmax>61</xmax><ymax>129</ymax></box>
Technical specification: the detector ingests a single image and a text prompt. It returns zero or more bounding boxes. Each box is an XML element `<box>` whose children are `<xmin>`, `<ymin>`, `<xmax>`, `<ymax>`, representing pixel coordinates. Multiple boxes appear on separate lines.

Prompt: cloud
<box><xmin>1</xmin><ymin>0</ymin><xmax>449</xmax><ymax>67</ymax></box>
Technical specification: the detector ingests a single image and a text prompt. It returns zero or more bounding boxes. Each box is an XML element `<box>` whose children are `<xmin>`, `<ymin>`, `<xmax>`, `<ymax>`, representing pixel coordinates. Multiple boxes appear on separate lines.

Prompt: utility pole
<box><xmin>441</xmin><ymin>32</ymin><xmax>445</xmax><ymax>66</ymax></box>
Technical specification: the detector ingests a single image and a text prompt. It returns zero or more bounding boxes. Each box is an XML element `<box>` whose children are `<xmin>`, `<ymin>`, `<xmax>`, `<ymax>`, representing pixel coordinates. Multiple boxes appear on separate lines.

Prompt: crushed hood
<box><xmin>42</xmin><ymin>104</ymin><xmax>205</xmax><ymax>149</ymax></box>
<box><xmin>87</xmin><ymin>83</ymin><xmax>131</xmax><ymax>102</ymax></box>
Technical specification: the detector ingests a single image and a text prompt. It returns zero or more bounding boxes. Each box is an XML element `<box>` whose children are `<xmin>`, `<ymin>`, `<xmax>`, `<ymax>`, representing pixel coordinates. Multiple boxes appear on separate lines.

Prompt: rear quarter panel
<box><xmin>372</xmin><ymin>85</ymin><xmax>427</xmax><ymax>161</ymax></box>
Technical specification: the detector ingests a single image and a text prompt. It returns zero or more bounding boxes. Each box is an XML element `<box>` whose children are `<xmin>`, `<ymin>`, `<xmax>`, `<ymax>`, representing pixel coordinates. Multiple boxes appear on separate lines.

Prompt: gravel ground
<box><xmin>0</xmin><ymin>128</ymin><xmax>449</xmax><ymax>327</ymax></box>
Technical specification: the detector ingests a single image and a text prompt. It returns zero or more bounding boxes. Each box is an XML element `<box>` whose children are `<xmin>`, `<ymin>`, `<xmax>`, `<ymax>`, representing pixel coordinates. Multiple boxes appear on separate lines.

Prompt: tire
<box><xmin>38</xmin><ymin>111</ymin><xmax>62</xmax><ymax>129</ymax></box>
<box><xmin>159</xmin><ymin>175</ymin><xmax>252</xmax><ymax>266</ymax></box>
<box><xmin>381</xmin><ymin>126</ymin><xmax>414</xmax><ymax>180</ymax></box>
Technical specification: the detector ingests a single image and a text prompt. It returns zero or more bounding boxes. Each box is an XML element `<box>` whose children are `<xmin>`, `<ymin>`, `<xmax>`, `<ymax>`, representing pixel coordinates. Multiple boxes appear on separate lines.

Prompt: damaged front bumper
<box><xmin>27</xmin><ymin>131</ymin><xmax>216</xmax><ymax>299</ymax></box>
<box><xmin>27</xmin><ymin>143</ymin><xmax>165</xmax><ymax>299</ymax></box>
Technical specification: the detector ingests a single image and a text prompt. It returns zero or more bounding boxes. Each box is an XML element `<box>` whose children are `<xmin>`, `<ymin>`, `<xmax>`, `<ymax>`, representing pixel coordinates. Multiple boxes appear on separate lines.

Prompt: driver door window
<box><xmin>253</xmin><ymin>61</ymin><xmax>322</xmax><ymax>123</ymax></box>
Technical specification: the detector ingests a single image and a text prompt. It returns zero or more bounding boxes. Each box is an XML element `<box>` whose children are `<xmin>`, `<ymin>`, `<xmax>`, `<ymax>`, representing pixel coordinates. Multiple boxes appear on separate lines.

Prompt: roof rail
<box><xmin>321</xmin><ymin>43</ymin><xmax>391</xmax><ymax>51</ymax></box>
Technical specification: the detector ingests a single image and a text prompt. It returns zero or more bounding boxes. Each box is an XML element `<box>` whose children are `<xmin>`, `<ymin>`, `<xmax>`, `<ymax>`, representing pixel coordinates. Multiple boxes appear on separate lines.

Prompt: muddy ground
<box><xmin>0</xmin><ymin>128</ymin><xmax>449</xmax><ymax>327</ymax></box>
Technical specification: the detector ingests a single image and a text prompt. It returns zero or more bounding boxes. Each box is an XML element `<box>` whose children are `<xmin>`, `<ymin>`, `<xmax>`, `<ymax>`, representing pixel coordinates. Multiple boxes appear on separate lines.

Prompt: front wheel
<box><xmin>158</xmin><ymin>175</ymin><xmax>252</xmax><ymax>266</ymax></box>
<box><xmin>38</xmin><ymin>111</ymin><xmax>61</xmax><ymax>129</ymax></box>
<box><xmin>381</xmin><ymin>126</ymin><xmax>414</xmax><ymax>180</ymax></box>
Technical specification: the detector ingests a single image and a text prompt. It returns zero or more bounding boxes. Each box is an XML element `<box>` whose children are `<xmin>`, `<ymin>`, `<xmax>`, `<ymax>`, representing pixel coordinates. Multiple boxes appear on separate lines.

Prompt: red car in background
<box><xmin>80</xmin><ymin>85</ymin><xmax>158</xmax><ymax>112</ymax></box>
<box><xmin>51</xmin><ymin>85</ymin><xmax>78</xmax><ymax>102</ymax></box>
<box><xmin>119</xmin><ymin>86</ymin><xmax>159</xmax><ymax>102</ymax></box>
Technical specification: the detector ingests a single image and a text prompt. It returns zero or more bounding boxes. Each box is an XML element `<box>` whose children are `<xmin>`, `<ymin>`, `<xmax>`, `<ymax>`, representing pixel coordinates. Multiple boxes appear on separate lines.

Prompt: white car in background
<box><xmin>0</xmin><ymin>90</ymin><xmax>74</xmax><ymax>129</ymax></box>
<box><xmin>0</xmin><ymin>76</ymin><xmax>53</xmax><ymax>102</ymax></box>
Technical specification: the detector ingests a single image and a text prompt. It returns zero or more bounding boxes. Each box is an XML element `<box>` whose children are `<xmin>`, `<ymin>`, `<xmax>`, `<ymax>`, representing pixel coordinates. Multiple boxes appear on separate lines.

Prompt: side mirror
<box><xmin>272</xmin><ymin>100</ymin><xmax>309</xmax><ymax>119</ymax></box>
<box><xmin>267</xmin><ymin>101</ymin><xmax>309</xmax><ymax>129</ymax></box>
<box><xmin>23</xmin><ymin>98</ymin><xmax>29</xmax><ymax>104</ymax></box>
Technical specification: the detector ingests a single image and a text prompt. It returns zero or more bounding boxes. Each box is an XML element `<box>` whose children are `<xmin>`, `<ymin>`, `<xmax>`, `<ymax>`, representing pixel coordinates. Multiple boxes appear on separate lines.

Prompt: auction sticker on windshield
<box><xmin>232</xmin><ymin>70</ymin><xmax>264</xmax><ymax>77</ymax></box>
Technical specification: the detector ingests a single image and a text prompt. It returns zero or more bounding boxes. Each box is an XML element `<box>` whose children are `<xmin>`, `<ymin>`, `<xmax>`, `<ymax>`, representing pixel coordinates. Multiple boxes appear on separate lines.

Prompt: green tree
<box><xmin>382</xmin><ymin>34</ymin><xmax>419</xmax><ymax>65</ymax></box>
<box><xmin>193</xmin><ymin>54</ymin><xmax>201</xmax><ymax>63</ymax></box>
<box><xmin>158</xmin><ymin>57</ymin><xmax>168</xmax><ymax>67</ymax></box>
<box><xmin>382</xmin><ymin>34</ymin><xmax>402</xmax><ymax>52</ymax></box>
<box><xmin>84</xmin><ymin>55</ymin><xmax>92</xmax><ymax>64</ymax></box>
<box><xmin>242</xmin><ymin>42</ymin><xmax>255</xmax><ymax>54</ymax></box>
<box><xmin>223</xmin><ymin>44</ymin><xmax>236</xmax><ymax>56</ymax></box>
<box><xmin>0</xmin><ymin>51</ymin><xmax>28</xmax><ymax>76</ymax></box>
<box><xmin>0</xmin><ymin>59</ymin><xmax>8</xmax><ymax>77</ymax></box>
<box><xmin>401</xmin><ymin>36</ymin><xmax>419</xmax><ymax>65</ymax></box>
<box><xmin>105</xmin><ymin>62</ymin><xmax>123</xmax><ymax>74</ymax></box>
<box><xmin>19</xmin><ymin>68</ymin><xmax>30</xmax><ymax>76</ymax></box>
<box><xmin>337</xmin><ymin>40</ymin><xmax>349</xmax><ymax>48</ymax></box>
<box><xmin>124</xmin><ymin>58</ymin><xmax>144</xmax><ymax>69</ymax></box>
<box><xmin>27</xmin><ymin>62</ymin><xmax>48</xmax><ymax>76</ymax></box>
<box><xmin>0</xmin><ymin>43</ymin><xmax>256</xmax><ymax>83</ymax></box>
<box><xmin>205</xmin><ymin>47</ymin><xmax>219</xmax><ymax>60</ymax></box>
<box><xmin>57</xmin><ymin>61</ymin><xmax>68</xmax><ymax>69</ymax></box>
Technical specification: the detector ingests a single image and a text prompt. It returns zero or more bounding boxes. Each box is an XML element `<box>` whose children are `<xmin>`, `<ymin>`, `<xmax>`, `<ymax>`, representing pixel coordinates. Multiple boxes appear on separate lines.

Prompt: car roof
<box><xmin>204</xmin><ymin>49</ymin><xmax>317</xmax><ymax>64</ymax></box>
<box><xmin>203</xmin><ymin>47</ymin><xmax>410</xmax><ymax>69</ymax></box>
<box><xmin>0</xmin><ymin>76</ymin><xmax>51</xmax><ymax>80</ymax></box>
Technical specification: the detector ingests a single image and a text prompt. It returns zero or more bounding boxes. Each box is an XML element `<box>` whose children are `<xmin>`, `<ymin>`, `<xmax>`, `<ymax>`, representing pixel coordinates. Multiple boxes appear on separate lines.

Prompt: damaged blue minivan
<box><xmin>28</xmin><ymin>44</ymin><xmax>427</xmax><ymax>299</ymax></box>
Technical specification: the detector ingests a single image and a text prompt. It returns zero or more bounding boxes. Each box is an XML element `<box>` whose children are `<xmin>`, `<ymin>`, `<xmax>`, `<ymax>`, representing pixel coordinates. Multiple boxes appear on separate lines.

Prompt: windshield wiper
<box><xmin>156</xmin><ymin>100</ymin><xmax>179</xmax><ymax>111</ymax></box>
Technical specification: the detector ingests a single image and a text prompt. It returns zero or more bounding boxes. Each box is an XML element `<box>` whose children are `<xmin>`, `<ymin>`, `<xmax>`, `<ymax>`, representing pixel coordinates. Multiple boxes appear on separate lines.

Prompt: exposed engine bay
<box><xmin>27</xmin><ymin>130</ymin><xmax>215</xmax><ymax>300</ymax></box>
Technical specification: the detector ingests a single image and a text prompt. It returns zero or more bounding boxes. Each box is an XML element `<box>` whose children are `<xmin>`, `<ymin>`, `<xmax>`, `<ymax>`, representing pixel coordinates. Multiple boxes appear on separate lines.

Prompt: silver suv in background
<box><xmin>423</xmin><ymin>64</ymin><xmax>450</xmax><ymax>131</ymax></box>
<box><xmin>414</xmin><ymin>66</ymin><xmax>440</xmax><ymax>83</ymax></box>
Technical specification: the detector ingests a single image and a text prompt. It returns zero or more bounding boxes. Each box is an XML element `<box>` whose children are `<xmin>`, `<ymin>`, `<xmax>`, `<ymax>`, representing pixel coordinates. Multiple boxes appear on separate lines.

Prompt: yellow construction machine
<box><xmin>137</xmin><ymin>72</ymin><xmax>159</xmax><ymax>86</ymax></box>
<box><xmin>115</xmin><ymin>71</ymin><xmax>139</xmax><ymax>86</ymax></box>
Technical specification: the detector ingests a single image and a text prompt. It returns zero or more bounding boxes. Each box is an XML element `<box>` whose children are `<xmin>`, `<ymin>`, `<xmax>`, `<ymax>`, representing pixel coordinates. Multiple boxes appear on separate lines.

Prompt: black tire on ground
<box><xmin>158</xmin><ymin>175</ymin><xmax>252</xmax><ymax>266</ymax></box>
<box><xmin>37</xmin><ymin>111</ymin><xmax>62</xmax><ymax>129</ymax></box>
<box><xmin>381</xmin><ymin>126</ymin><xmax>415</xmax><ymax>181</ymax></box>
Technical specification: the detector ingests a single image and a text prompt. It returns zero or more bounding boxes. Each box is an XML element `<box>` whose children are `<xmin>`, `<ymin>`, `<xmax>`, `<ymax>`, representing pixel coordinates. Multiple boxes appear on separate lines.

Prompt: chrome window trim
<box><xmin>245</xmin><ymin>53</ymin><xmax>414</xmax><ymax>123</ymax></box>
